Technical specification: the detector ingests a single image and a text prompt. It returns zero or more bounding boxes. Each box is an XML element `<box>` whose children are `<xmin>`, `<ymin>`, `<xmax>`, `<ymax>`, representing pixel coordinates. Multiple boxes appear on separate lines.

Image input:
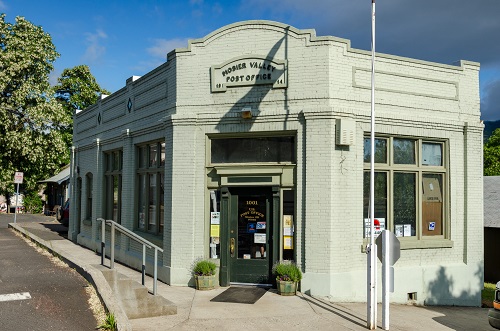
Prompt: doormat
<box><xmin>210</xmin><ymin>286</ymin><xmax>268</xmax><ymax>304</ymax></box>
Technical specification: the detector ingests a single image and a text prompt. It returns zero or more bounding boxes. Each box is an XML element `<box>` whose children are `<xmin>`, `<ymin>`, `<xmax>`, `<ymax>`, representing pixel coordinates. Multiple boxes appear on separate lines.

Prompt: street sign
<box><xmin>376</xmin><ymin>230</ymin><xmax>401</xmax><ymax>330</ymax></box>
<box><xmin>14</xmin><ymin>172</ymin><xmax>23</xmax><ymax>184</ymax></box>
<box><xmin>376</xmin><ymin>230</ymin><xmax>400</xmax><ymax>265</ymax></box>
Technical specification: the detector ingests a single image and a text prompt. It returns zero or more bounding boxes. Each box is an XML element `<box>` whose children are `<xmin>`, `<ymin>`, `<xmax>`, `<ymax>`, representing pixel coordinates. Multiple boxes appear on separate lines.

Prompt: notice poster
<box><xmin>284</xmin><ymin>236</ymin><xmax>293</xmax><ymax>249</ymax></box>
<box><xmin>403</xmin><ymin>224</ymin><xmax>412</xmax><ymax>237</ymax></box>
<box><xmin>364</xmin><ymin>218</ymin><xmax>385</xmax><ymax>237</ymax></box>
<box><xmin>247</xmin><ymin>223</ymin><xmax>256</xmax><ymax>233</ymax></box>
<box><xmin>210</xmin><ymin>225</ymin><xmax>220</xmax><ymax>237</ymax></box>
<box><xmin>254</xmin><ymin>233</ymin><xmax>266</xmax><ymax>244</ymax></box>
<box><xmin>283</xmin><ymin>215</ymin><xmax>293</xmax><ymax>235</ymax></box>
<box><xmin>210</xmin><ymin>212</ymin><xmax>220</xmax><ymax>224</ymax></box>
<box><xmin>395</xmin><ymin>225</ymin><xmax>404</xmax><ymax>237</ymax></box>
<box><xmin>256</xmin><ymin>222</ymin><xmax>266</xmax><ymax>229</ymax></box>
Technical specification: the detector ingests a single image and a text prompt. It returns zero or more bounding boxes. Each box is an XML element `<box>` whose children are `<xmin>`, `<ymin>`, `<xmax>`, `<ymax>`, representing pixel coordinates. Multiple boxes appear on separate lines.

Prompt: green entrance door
<box><xmin>229</xmin><ymin>187</ymin><xmax>274</xmax><ymax>284</ymax></box>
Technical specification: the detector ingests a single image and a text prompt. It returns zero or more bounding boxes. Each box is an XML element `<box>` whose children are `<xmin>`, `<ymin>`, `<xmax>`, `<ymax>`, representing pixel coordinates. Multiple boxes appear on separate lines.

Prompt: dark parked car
<box><xmin>57</xmin><ymin>199</ymin><xmax>69</xmax><ymax>226</ymax></box>
<box><xmin>489</xmin><ymin>281</ymin><xmax>500</xmax><ymax>329</ymax></box>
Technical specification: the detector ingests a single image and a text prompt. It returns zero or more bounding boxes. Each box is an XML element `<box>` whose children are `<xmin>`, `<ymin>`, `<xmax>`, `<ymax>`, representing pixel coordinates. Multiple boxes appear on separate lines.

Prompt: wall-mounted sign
<box><xmin>211</xmin><ymin>55</ymin><xmax>287</xmax><ymax>92</ymax></box>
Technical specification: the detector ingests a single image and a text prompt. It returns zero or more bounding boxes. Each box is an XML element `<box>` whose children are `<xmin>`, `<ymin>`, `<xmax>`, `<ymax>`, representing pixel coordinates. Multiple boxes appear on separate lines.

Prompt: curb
<box><xmin>8</xmin><ymin>223</ymin><xmax>132</xmax><ymax>331</ymax></box>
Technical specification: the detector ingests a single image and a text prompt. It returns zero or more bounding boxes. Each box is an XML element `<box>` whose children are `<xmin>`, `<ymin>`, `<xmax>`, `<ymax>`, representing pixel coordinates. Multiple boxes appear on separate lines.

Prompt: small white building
<box><xmin>69</xmin><ymin>20</ymin><xmax>483</xmax><ymax>306</ymax></box>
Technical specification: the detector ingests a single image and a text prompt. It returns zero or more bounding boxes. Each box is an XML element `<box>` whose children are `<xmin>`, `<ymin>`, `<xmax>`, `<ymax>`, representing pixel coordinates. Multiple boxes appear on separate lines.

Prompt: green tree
<box><xmin>0</xmin><ymin>14</ymin><xmax>71</xmax><ymax>193</ymax></box>
<box><xmin>54</xmin><ymin>65</ymin><xmax>110</xmax><ymax>147</ymax></box>
<box><xmin>484</xmin><ymin>128</ymin><xmax>500</xmax><ymax>176</ymax></box>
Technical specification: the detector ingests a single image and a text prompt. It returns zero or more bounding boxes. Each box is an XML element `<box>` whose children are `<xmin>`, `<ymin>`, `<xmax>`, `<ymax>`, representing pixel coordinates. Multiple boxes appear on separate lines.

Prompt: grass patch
<box><xmin>482</xmin><ymin>282</ymin><xmax>496</xmax><ymax>308</ymax></box>
<box><xmin>96</xmin><ymin>313</ymin><xmax>117</xmax><ymax>331</ymax></box>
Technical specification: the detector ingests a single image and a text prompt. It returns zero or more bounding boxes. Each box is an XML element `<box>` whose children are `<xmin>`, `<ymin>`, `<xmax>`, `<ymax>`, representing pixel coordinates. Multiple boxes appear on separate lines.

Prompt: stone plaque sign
<box><xmin>211</xmin><ymin>55</ymin><xmax>287</xmax><ymax>92</ymax></box>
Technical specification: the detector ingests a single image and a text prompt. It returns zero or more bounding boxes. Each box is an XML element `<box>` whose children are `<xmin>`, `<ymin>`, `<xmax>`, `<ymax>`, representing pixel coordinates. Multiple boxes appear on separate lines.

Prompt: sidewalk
<box><xmin>6</xmin><ymin>217</ymin><xmax>493</xmax><ymax>331</ymax></box>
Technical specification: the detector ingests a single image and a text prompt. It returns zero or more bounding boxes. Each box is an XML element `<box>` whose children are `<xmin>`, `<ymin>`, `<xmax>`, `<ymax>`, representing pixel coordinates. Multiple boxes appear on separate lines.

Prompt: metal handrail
<box><xmin>97</xmin><ymin>218</ymin><xmax>164</xmax><ymax>295</ymax></box>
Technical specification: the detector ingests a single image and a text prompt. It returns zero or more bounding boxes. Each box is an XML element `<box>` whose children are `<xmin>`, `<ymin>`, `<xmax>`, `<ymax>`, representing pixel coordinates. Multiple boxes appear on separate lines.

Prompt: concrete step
<box><xmin>122</xmin><ymin>293</ymin><xmax>177</xmax><ymax>319</ymax></box>
<box><xmin>91</xmin><ymin>264</ymin><xmax>177</xmax><ymax>320</ymax></box>
<box><xmin>115</xmin><ymin>278</ymin><xmax>150</xmax><ymax>301</ymax></box>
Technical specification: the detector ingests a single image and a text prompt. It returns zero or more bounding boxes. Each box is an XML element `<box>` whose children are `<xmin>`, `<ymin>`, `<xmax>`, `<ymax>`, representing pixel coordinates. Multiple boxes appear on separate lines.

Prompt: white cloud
<box><xmin>146</xmin><ymin>38</ymin><xmax>189</xmax><ymax>59</ymax></box>
<box><xmin>83</xmin><ymin>29</ymin><xmax>108</xmax><ymax>63</ymax></box>
<box><xmin>129</xmin><ymin>38</ymin><xmax>190</xmax><ymax>74</ymax></box>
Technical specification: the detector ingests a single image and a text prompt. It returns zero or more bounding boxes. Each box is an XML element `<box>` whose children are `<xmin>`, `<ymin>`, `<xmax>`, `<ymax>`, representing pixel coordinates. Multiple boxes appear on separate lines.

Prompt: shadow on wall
<box><xmin>215</xmin><ymin>27</ymin><xmax>290</xmax><ymax>133</ymax></box>
<box><xmin>425</xmin><ymin>264</ymin><xmax>483</xmax><ymax>307</ymax></box>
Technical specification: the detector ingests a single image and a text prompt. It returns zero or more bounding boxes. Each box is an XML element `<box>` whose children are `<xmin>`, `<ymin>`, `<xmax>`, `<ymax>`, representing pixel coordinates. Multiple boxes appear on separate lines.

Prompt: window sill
<box><xmin>361</xmin><ymin>238</ymin><xmax>454</xmax><ymax>252</ymax></box>
<box><xmin>133</xmin><ymin>229</ymin><xmax>163</xmax><ymax>248</ymax></box>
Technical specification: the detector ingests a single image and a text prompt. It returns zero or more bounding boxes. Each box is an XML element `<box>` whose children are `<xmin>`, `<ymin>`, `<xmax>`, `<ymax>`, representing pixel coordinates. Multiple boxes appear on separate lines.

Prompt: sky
<box><xmin>2</xmin><ymin>0</ymin><xmax>500</xmax><ymax>120</ymax></box>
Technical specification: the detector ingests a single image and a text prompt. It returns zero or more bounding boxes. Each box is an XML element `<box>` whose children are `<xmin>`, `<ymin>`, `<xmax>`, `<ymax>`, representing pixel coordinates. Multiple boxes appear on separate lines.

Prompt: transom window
<box><xmin>363</xmin><ymin>136</ymin><xmax>446</xmax><ymax>240</ymax></box>
<box><xmin>137</xmin><ymin>141</ymin><xmax>165</xmax><ymax>235</ymax></box>
<box><xmin>211</xmin><ymin>136</ymin><xmax>295</xmax><ymax>164</ymax></box>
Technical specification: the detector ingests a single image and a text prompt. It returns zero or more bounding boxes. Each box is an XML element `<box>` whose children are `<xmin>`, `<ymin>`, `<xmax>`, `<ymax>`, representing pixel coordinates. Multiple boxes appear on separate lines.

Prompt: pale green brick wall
<box><xmin>70</xmin><ymin>20</ymin><xmax>482</xmax><ymax>305</ymax></box>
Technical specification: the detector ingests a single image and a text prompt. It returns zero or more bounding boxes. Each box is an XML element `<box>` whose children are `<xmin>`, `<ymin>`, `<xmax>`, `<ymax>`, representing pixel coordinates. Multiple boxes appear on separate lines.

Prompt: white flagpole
<box><xmin>368</xmin><ymin>0</ymin><xmax>377</xmax><ymax>329</ymax></box>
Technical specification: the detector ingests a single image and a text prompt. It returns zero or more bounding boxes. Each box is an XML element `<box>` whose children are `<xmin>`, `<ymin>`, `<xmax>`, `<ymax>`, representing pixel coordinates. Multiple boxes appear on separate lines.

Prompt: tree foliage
<box><xmin>484</xmin><ymin>128</ymin><xmax>500</xmax><ymax>176</ymax></box>
<box><xmin>0</xmin><ymin>14</ymin><xmax>71</xmax><ymax>193</ymax></box>
<box><xmin>54</xmin><ymin>65</ymin><xmax>110</xmax><ymax>149</ymax></box>
<box><xmin>55</xmin><ymin>65</ymin><xmax>110</xmax><ymax>112</ymax></box>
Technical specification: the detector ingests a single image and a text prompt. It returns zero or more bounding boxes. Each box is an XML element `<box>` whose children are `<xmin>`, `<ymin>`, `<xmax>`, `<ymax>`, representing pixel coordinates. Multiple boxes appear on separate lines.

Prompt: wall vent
<box><xmin>336</xmin><ymin>118</ymin><xmax>356</xmax><ymax>146</ymax></box>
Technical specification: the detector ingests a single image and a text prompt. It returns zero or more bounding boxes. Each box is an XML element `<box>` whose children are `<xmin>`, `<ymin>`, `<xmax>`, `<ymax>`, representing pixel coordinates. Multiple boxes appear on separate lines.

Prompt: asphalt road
<box><xmin>0</xmin><ymin>213</ymin><xmax>100</xmax><ymax>331</ymax></box>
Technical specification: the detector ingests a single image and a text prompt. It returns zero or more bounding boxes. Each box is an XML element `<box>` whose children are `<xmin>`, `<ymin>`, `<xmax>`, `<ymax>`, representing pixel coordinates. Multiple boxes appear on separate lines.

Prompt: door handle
<box><xmin>230</xmin><ymin>237</ymin><xmax>235</xmax><ymax>257</ymax></box>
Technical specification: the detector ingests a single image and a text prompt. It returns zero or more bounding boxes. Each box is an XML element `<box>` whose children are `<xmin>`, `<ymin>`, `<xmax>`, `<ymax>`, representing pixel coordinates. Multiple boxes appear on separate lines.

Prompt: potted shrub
<box><xmin>272</xmin><ymin>261</ymin><xmax>302</xmax><ymax>296</ymax></box>
<box><xmin>192</xmin><ymin>259</ymin><xmax>217</xmax><ymax>290</ymax></box>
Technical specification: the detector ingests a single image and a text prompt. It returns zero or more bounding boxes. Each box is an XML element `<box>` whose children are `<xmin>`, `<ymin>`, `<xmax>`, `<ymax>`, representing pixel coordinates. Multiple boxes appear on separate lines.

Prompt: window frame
<box><xmin>136</xmin><ymin>141</ymin><xmax>165</xmax><ymax>236</ymax></box>
<box><xmin>209</xmin><ymin>134</ymin><xmax>296</xmax><ymax>165</ymax></box>
<box><xmin>104</xmin><ymin>150</ymin><xmax>123</xmax><ymax>224</ymax></box>
<box><xmin>363</xmin><ymin>135</ymin><xmax>451</xmax><ymax>249</ymax></box>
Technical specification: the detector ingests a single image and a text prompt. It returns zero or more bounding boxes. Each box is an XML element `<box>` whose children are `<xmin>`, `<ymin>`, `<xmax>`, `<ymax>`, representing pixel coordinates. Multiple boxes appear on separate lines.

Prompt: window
<box><xmin>211</xmin><ymin>136</ymin><xmax>295</xmax><ymax>163</ymax></box>
<box><xmin>86</xmin><ymin>173</ymin><xmax>93</xmax><ymax>220</ymax></box>
<box><xmin>104</xmin><ymin>150</ymin><xmax>122</xmax><ymax>223</ymax></box>
<box><xmin>363</xmin><ymin>136</ymin><xmax>446</xmax><ymax>240</ymax></box>
<box><xmin>137</xmin><ymin>141</ymin><xmax>165</xmax><ymax>235</ymax></box>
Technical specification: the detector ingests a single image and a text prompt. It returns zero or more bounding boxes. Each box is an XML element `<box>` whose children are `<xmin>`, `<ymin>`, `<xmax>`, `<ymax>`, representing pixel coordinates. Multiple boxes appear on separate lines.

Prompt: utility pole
<box><xmin>367</xmin><ymin>0</ymin><xmax>377</xmax><ymax>329</ymax></box>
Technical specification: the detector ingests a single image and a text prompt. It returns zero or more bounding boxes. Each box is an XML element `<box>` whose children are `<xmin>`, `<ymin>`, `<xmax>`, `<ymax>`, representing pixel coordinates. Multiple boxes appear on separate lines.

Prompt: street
<box><xmin>0</xmin><ymin>213</ymin><xmax>103</xmax><ymax>331</ymax></box>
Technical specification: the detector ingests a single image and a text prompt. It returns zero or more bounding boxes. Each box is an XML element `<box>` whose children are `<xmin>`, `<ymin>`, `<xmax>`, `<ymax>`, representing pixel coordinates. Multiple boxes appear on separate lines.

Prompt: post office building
<box><xmin>69</xmin><ymin>20</ymin><xmax>483</xmax><ymax>305</ymax></box>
